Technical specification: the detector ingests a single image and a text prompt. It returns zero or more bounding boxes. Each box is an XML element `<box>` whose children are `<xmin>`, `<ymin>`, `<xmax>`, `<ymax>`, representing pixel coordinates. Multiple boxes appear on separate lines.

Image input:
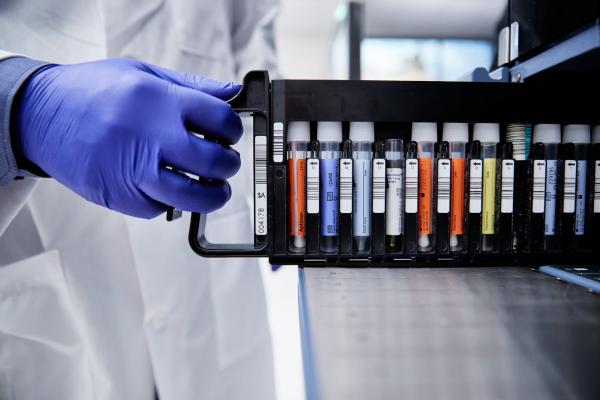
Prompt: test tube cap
<box><xmin>287</xmin><ymin>121</ymin><xmax>310</xmax><ymax>142</ymax></box>
<box><xmin>349</xmin><ymin>121</ymin><xmax>375</xmax><ymax>142</ymax></box>
<box><xmin>473</xmin><ymin>123</ymin><xmax>500</xmax><ymax>143</ymax></box>
<box><xmin>593</xmin><ymin>125</ymin><xmax>600</xmax><ymax>144</ymax></box>
<box><xmin>442</xmin><ymin>122</ymin><xmax>468</xmax><ymax>142</ymax></box>
<box><xmin>533</xmin><ymin>124</ymin><xmax>561</xmax><ymax>144</ymax></box>
<box><xmin>411</xmin><ymin>122</ymin><xmax>437</xmax><ymax>142</ymax></box>
<box><xmin>562</xmin><ymin>124</ymin><xmax>591</xmax><ymax>144</ymax></box>
<box><xmin>317</xmin><ymin>121</ymin><xmax>342</xmax><ymax>142</ymax></box>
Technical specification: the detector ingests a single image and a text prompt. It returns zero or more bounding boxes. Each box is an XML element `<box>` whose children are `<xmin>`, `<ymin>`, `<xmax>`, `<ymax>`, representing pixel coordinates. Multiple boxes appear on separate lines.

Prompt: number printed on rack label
<box><xmin>532</xmin><ymin>160</ymin><xmax>546</xmax><ymax>213</ymax></box>
<box><xmin>501</xmin><ymin>160</ymin><xmax>514</xmax><ymax>213</ymax></box>
<box><xmin>405</xmin><ymin>158</ymin><xmax>419</xmax><ymax>213</ymax></box>
<box><xmin>373</xmin><ymin>158</ymin><xmax>386</xmax><ymax>213</ymax></box>
<box><xmin>563</xmin><ymin>160</ymin><xmax>576</xmax><ymax>213</ymax></box>
<box><xmin>273</xmin><ymin>122</ymin><xmax>284</xmax><ymax>163</ymax></box>
<box><xmin>340</xmin><ymin>158</ymin><xmax>353</xmax><ymax>214</ymax></box>
<box><xmin>469</xmin><ymin>159</ymin><xmax>483</xmax><ymax>213</ymax></box>
<box><xmin>437</xmin><ymin>159</ymin><xmax>450</xmax><ymax>214</ymax></box>
<box><xmin>254</xmin><ymin>136</ymin><xmax>268</xmax><ymax>235</ymax></box>
<box><xmin>307</xmin><ymin>158</ymin><xmax>320</xmax><ymax>214</ymax></box>
<box><xmin>594</xmin><ymin>160</ymin><xmax>600</xmax><ymax>213</ymax></box>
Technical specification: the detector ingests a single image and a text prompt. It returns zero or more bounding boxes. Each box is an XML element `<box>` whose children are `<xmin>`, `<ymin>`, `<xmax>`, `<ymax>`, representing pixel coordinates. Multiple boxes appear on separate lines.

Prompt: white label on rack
<box><xmin>307</xmin><ymin>158</ymin><xmax>320</xmax><ymax>214</ymax></box>
<box><xmin>273</xmin><ymin>122</ymin><xmax>284</xmax><ymax>163</ymax></box>
<box><xmin>469</xmin><ymin>159</ymin><xmax>483</xmax><ymax>214</ymax></box>
<box><xmin>437</xmin><ymin>159</ymin><xmax>451</xmax><ymax>214</ymax></box>
<box><xmin>532</xmin><ymin>160</ymin><xmax>546</xmax><ymax>214</ymax></box>
<box><xmin>594</xmin><ymin>160</ymin><xmax>600</xmax><ymax>213</ymax></box>
<box><xmin>563</xmin><ymin>160</ymin><xmax>576</xmax><ymax>214</ymax></box>
<box><xmin>254</xmin><ymin>135</ymin><xmax>268</xmax><ymax>235</ymax></box>
<box><xmin>372</xmin><ymin>158</ymin><xmax>386</xmax><ymax>214</ymax></box>
<box><xmin>386</xmin><ymin>167</ymin><xmax>404</xmax><ymax>235</ymax></box>
<box><xmin>340</xmin><ymin>158</ymin><xmax>353</xmax><ymax>214</ymax></box>
<box><xmin>405</xmin><ymin>158</ymin><xmax>419</xmax><ymax>214</ymax></box>
<box><xmin>501</xmin><ymin>160</ymin><xmax>514</xmax><ymax>214</ymax></box>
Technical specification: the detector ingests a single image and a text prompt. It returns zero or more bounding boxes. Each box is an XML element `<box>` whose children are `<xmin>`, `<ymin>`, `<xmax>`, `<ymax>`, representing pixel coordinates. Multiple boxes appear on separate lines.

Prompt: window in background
<box><xmin>361</xmin><ymin>38</ymin><xmax>494</xmax><ymax>81</ymax></box>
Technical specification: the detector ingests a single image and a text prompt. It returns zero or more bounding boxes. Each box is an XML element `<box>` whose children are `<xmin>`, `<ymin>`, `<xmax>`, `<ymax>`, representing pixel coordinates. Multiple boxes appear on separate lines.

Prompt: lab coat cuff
<box><xmin>0</xmin><ymin>56</ymin><xmax>50</xmax><ymax>185</ymax></box>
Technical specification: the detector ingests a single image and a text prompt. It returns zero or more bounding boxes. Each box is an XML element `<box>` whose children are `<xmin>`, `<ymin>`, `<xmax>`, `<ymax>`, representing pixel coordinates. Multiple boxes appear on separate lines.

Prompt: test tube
<box><xmin>318</xmin><ymin>122</ymin><xmax>342</xmax><ymax>253</ymax></box>
<box><xmin>563</xmin><ymin>124</ymin><xmax>591</xmax><ymax>240</ymax></box>
<box><xmin>287</xmin><ymin>122</ymin><xmax>310</xmax><ymax>253</ymax></box>
<box><xmin>412</xmin><ymin>122</ymin><xmax>437</xmax><ymax>253</ymax></box>
<box><xmin>443</xmin><ymin>123</ymin><xmax>468</xmax><ymax>252</ymax></box>
<box><xmin>532</xmin><ymin>124</ymin><xmax>561</xmax><ymax>248</ymax></box>
<box><xmin>385</xmin><ymin>139</ymin><xmax>404</xmax><ymax>252</ymax></box>
<box><xmin>350</xmin><ymin>122</ymin><xmax>374</xmax><ymax>254</ymax></box>
<box><xmin>474</xmin><ymin>123</ymin><xmax>500</xmax><ymax>252</ymax></box>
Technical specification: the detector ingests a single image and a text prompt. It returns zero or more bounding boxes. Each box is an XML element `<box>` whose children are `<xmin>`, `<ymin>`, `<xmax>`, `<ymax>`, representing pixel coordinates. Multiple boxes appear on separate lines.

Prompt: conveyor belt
<box><xmin>299</xmin><ymin>267</ymin><xmax>600</xmax><ymax>400</ymax></box>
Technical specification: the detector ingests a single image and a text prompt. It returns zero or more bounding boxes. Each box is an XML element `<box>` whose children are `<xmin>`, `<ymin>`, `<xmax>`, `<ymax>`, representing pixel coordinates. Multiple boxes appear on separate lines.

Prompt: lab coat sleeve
<box><xmin>230</xmin><ymin>0</ymin><xmax>281</xmax><ymax>81</ymax></box>
<box><xmin>0</xmin><ymin>53</ymin><xmax>49</xmax><ymax>185</ymax></box>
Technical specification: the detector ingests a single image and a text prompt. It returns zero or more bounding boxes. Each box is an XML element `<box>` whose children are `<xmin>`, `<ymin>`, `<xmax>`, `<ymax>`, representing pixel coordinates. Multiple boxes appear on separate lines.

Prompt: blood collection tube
<box><xmin>318</xmin><ymin>122</ymin><xmax>342</xmax><ymax>253</ymax></box>
<box><xmin>350</xmin><ymin>122</ymin><xmax>374</xmax><ymax>254</ymax></box>
<box><xmin>443</xmin><ymin>123</ymin><xmax>468</xmax><ymax>252</ymax></box>
<box><xmin>474</xmin><ymin>123</ymin><xmax>500</xmax><ymax>252</ymax></box>
<box><xmin>385</xmin><ymin>139</ymin><xmax>404</xmax><ymax>252</ymax></box>
<box><xmin>563</xmin><ymin>124</ymin><xmax>591</xmax><ymax>245</ymax></box>
<box><xmin>412</xmin><ymin>122</ymin><xmax>437</xmax><ymax>253</ymax></box>
<box><xmin>287</xmin><ymin>121</ymin><xmax>309</xmax><ymax>253</ymax></box>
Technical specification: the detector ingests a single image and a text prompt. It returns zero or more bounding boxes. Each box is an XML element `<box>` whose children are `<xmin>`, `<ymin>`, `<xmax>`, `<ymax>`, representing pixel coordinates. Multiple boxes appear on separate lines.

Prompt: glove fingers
<box><xmin>162</xmin><ymin>135</ymin><xmax>241</xmax><ymax>180</ymax></box>
<box><xmin>176</xmin><ymin>86</ymin><xmax>243</xmax><ymax>145</ymax></box>
<box><xmin>141</xmin><ymin>62</ymin><xmax>241</xmax><ymax>100</ymax></box>
<box><xmin>140</xmin><ymin>168</ymin><xmax>232</xmax><ymax>213</ymax></box>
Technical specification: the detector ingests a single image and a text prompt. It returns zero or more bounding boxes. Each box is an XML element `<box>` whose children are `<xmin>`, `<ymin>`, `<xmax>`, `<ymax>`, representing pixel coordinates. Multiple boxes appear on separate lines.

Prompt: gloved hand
<box><xmin>13</xmin><ymin>58</ymin><xmax>242</xmax><ymax>218</ymax></box>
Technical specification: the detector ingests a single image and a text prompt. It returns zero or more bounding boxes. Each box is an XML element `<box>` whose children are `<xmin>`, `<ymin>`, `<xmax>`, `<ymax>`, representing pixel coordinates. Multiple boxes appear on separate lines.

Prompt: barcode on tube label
<box><xmin>469</xmin><ymin>159</ymin><xmax>483</xmax><ymax>213</ymax></box>
<box><xmin>532</xmin><ymin>160</ymin><xmax>546</xmax><ymax>213</ymax></box>
<box><xmin>563</xmin><ymin>160</ymin><xmax>576</xmax><ymax>213</ymax></box>
<box><xmin>594</xmin><ymin>161</ymin><xmax>600</xmax><ymax>213</ymax></box>
<box><xmin>405</xmin><ymin>159</ymin><xmax>419</xmax><ymax>213</ymax></box>
<box><xmin>254</xmin><ymin>136</ymin><xmax>267</xmax><ymax>235</ymax></box>
<box><xmin>373</xmin><ymin>158</ymin><xmax>386</xmax><ymax>213</ymax></box>
<box><xmin>340</xmin><ymin>158</ymin><xmax>353</xmax><ymax>214</ymax></box>
<box><xmin>273</xmin><ymin>122</ymin><xmax>284</xmax><ymax>163</ymax></box>
<box><xmin>437</xmin><ymin>159</ymin><xmax>450</xmax><ymax>214</ymax></box>
<box><xmin>501</xmin><ymin>160</ymin><xmax>514</xmax><ymax>213</ymax></box>
<box><xmin>307</xmin><ymin>158</ymin><xmax>320</xmax><ymax>214</ymax></box>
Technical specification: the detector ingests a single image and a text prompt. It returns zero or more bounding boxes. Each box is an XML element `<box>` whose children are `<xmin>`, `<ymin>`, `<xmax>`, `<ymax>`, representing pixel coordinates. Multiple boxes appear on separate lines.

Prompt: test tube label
<box><xmin>437</xmin><ymin>159</ymin><xmax>451</xmax><ymax>214</ymax></box>
<box><xmin>482</xmin><ymin>158</ymin><xmax>496</xmax><ymax>235</ymax></box>
<box><xmin>340</xmin><ymin>158</ymin><xmax>353</xmax><ymax>214</ymax></box>
<box><xmin>469</xmin><ymin>159</ymin><xmax>483</xmax><ymax>214</ymax></box>
<box><xmin>501</xmin><ymin>160</ymin><xmax>514</xmax><ymax>214</ymax></box>
<box><xmin>450</xmin><ymin>158</ymin><xmax>465</xmax><ymax>235</ymax></box>
<box><xmin>321</xmin><ymin>159</ymin><xmax>339</xmax><ymax>236</ymax></box>
<box><xmin>353</xmin><ymin>159</ymin><xmax>372</xmax><ymax>236</ymax></box>
<box><xmin>373</xmin><ymin>158</ymin><xmax>386</xmax><ymax>214</ymax></box>
<box><xmin>289</xmin><ymin>158</ymin><xmax>306</xmax><ymax>237</ymax></box>
<box><xmin>418</xmin><ymin>158</ymin><xmax>433</xmax><ymax>234</ymax></box>
<box><xmin>273</xmin><ymin>122</ymin><xmax>284</xmax><ymax>163</ymax></box>
<box><xmin>386</xmin><ymin>167</ymin><xmax>404</xmax><ymax>235</ymax></box>
<box><xmin>405</xmin><ymin>159</ymin><xmax>419</xmax><ymax>213</ymax></box>
<box><xmin>563</xmin><ymin>160</ymin><xmax>576</xmax><ymax>213</ymax></box>
<box><xmin>254</xmin><ymin>135</ymin><xmax>268</xmax><ymax>236</ymax></box>
<box><xmin>594</xmin><ymin>160</ymin><xmax>600</xmax><ymax>213</ymax></box>
<box><xmin>545</xmin><ymin>160</ymin><xmax>558</xmax><ymax>234</ymax></box>
<box><xmin>532</xmin><ymin>160</ymin><xmax>546</xmax><ymax>214</ymax></box>
<box><xmin>307</xmin><ymin>158</ymin><xmax>320</xmax><ymax>214</ymax></box>
<box><xmin>575</xmin><ymin>160</ymin><xmax>587</xmax><ymax>235</ymax></box>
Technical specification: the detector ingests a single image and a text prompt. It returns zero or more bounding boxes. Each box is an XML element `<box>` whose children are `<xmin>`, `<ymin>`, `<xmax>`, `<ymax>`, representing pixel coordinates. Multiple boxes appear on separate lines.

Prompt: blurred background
<box><xmin>264</xmin><ymin>2</ymin><xmax>506</xmax><ymax>400</ymax></box>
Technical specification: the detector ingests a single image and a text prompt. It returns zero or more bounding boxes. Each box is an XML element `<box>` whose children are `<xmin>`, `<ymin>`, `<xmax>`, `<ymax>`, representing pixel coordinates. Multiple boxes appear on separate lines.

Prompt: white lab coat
<box><xmin>0</xmin><ymin>1</ymin><xmax>279</xmax><ymax>399</ymax></box>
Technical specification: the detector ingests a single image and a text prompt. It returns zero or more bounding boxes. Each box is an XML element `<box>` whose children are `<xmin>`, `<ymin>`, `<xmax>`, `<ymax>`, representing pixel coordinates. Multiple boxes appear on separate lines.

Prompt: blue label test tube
<box><xmin>318</xmin><ymin>122</ymin><xmax>342</xmax><ymax>253</ymax></box>
<box><xmin>350</xmin><ymin>122</ymin><xmax>374</xmax><ymax>254</ymax></box>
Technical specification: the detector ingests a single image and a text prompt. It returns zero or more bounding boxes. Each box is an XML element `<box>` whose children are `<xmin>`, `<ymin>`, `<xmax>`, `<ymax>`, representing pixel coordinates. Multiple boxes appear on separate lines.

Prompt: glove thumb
<box><xmin>141</xmin><ymin>62</ymin><xmax>241</xmax><ymax>101</ymax></box>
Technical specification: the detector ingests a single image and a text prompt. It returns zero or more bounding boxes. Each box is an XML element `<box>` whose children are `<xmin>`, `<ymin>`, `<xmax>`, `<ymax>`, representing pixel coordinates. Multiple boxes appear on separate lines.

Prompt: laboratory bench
<box><xmin>298</xmin><ymin>266</ymin><xmax>600</xmax><ymax>400</ymax></box>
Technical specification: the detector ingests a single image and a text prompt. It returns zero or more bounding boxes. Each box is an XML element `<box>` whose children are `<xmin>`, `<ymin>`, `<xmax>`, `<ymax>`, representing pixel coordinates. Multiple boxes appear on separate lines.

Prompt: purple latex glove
<box><xmin>14</xmin><ymin>58</ymin><xmax>242</xmax><ymax>218</ymax></box>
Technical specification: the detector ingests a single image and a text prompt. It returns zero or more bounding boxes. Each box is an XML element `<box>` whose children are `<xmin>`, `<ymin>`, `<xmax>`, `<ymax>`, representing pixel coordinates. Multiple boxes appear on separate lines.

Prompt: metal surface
<box><xmin>300</xmin><ymin>267</ymin><xmax>600</xmax><ymax>400</ymax></box>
